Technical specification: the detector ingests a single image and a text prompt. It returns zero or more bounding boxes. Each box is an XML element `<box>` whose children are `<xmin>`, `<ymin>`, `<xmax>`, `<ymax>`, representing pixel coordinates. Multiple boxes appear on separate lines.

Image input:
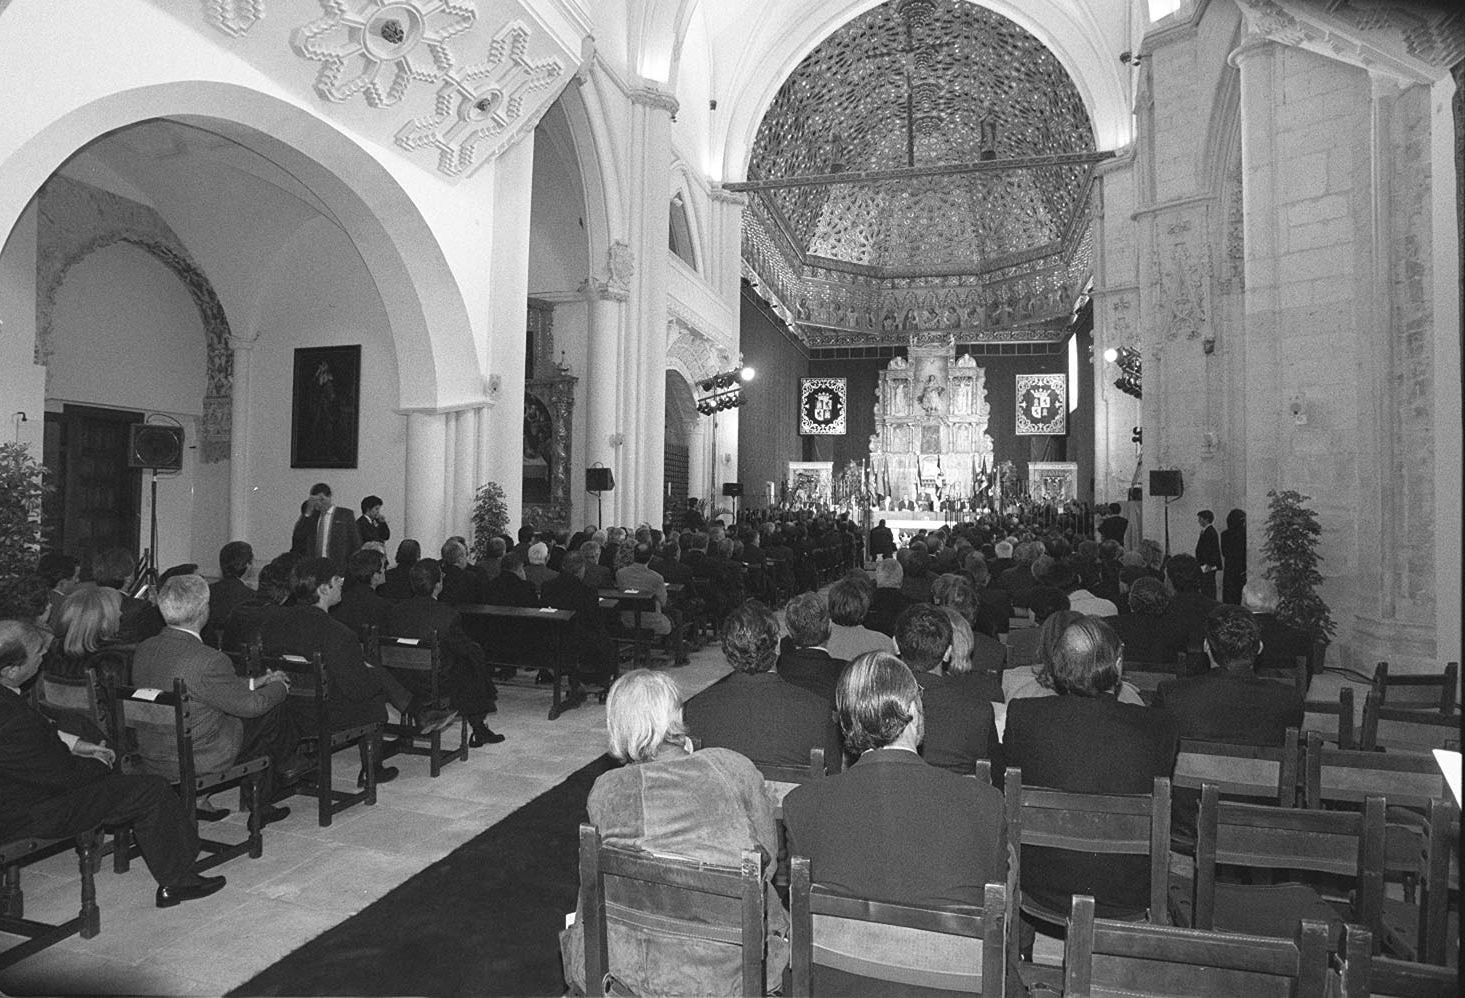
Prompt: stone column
<box><xmin>404</xmin><ymin>411</ymin><xmax>448</xmax><ymax>549</ymax></box>
<box><xmin>226</xmin><ymin>332</ymin><xmax>256</xmax><ymax>541</ymax></box>
<box><xmin>708</xmin><ymin>186</ymin><xmax>748</xmax><ymax>304</ymax></box>
<box><xmin>452</xmin><ymin>407</ymin><xmax>478</xmax><ymax>539</ymax></box>
<box><xmin>623</xmin><ymin>86</ymin><xmax>677</xmax><ymax>528</ymax></box>
<box><xmin>584</xmin><ymin>278</ymin><xmax>626</xmax><ymax>525</ymax></box>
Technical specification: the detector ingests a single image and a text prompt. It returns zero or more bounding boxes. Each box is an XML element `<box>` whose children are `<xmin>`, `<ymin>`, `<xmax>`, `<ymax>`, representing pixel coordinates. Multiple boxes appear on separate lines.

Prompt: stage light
<box><xmin>1103</xmin><ymin>347</ymin><xmax>1119</xmax><ymax>363</ymax></box>
<box><xmin>740</xmin><ymin>366</ymin><xmax>756</xmax><ymax>382</ymax></box>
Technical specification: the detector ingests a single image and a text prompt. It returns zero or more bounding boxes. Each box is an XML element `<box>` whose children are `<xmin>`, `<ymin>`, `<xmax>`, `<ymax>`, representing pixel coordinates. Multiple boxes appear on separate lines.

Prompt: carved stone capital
<box><xmin>710</xmin><ymin>185</ymin><xmax>749</xmax><ymax>207</ymax></box>
<box><xmin>579</xmin><ymin>278</ymin><xmax>629</xmax><ymax>303</ymax></box>
<box><xmin>629</xmin><ymin>86</ymin><xmax>680</xmax><ymax>117</ymax></box>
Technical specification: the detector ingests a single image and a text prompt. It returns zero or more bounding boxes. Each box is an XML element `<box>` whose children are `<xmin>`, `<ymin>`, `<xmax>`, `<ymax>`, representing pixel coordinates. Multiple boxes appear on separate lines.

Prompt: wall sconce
<box><xmin>1201</xmin><ymin>335</ymin><xmax>1215</xmax><ymax>355</ymax></box>
<box><xmin>1289</xmin><ymin>395</ymin><xmax>1308</xmax><ymax>426</ymax></box>
<box><xmin>608</xmin><ymin>432</ymin><xmax>626</xmax><ymax>448</ymax></box>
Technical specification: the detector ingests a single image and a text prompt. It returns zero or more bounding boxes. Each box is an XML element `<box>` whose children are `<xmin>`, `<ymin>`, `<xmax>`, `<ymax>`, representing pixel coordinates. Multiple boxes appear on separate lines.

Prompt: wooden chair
<box><xmin>0</xmin><ymin>831</ymin><xmax>101</xmax><ymax>969</ymax></box>
<box><xmin>789</xmin><ymin>856</ymin><xmax>1009</xmax><ymax>997</ymax></box>
<box><xmin>1173</xmin><ymin>728</ymin><xmax>1302</xmax><ymax>806</ymax></box>
<box><xmin>755</xmin><ymin>747</ymin><xmax>827</xmax><ymax>788</ymax></box>
<box><xmin>110</xmin><ymin>679</ymin><xmax>269</xmax><ymax>872</ymax></box>
<box><xmin>1330</xmin><ymin>923</ymin><xmax>1376</xmax><ymax>998</ymax></box>
<box><xmin>1370</xmin><ymin>661</ymin><xmax>1459</xmax><ymax>715</ymax></box>
<box><xmin>1353</xmin><ymin>954</ymin><xmax>1460</xmax><ymax>998</ymax></box>
<box><xmin>258</xmin><ymin>651</ymin><xmax>381</xmax><ymax>827</ymax></box>
<box><xmin>1303</xmin><ymin>732</ymin><xmax>1451</xmax><ymax>811</ymax></box>
<box><xmin>367</xmin><ymin>631</ymin><xmax>469</xmax><ymax>777</ymax></box>
<box><xmin>1359</xmin><ymin>693</ymin><xmax>1460</xmax><ymax>754</ymax></box>
<box><xmin>577</xmin><ymin>822</ymin><xmax>768</xmax><ymax>998</ymax></box>
<box><xmin>32</xmin><ymin>669</ymin><xmax>113</xmax><ymax>747</ymax></box>
<box><xmin>1190</xmin><ymin>784</ymin><xmax>1386</xmax><ymax>947</ymax></box>
<box><xmin>1002</xmin><ymin>769</ymin><xmax>1172</xmax><ymax>954</ymax></box>
<box><xmin>1062</xmin><ymin>893</ymin><xmax>1334</xmax><ymax>998</ymax></box>
<box><xmin>1303</xmin><ymin>686</ymin><xmax>1355</xmax><ymax>749</ymax></box>
<box><xmin>1369</xmin><ymin>798</ymin><xmax>1458</xmax><ymax>965</ymax></box>
<box><xmin>758</xmin><ymin>747</ymin><xmax>826</xmax><ymax>891</ymax></box>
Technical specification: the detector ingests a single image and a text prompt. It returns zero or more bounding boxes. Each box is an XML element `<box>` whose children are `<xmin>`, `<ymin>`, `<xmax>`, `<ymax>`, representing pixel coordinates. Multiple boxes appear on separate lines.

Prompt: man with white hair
<box><xmin>864</xmin><ymin>558</ymin><xmax>913</xmax><ymax>637</ymax></box>
<box><xmin>523</xmin><ymin>541</ymin><xmax>559</xmax><ymax>596</ymax></box>
<box><xmin>131</xmin><ymin>575</ymin><xmax>298</xmax><ymax>822</ymax></box>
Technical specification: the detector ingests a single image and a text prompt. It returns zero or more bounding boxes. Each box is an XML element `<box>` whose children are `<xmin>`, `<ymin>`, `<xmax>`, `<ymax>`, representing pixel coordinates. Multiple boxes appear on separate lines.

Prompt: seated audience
<box><xmin>577</xmin><ymin>541</ymin><xmax>615</xmax><ymax>590</ymax></box>
<box><xmin>560</xmin><ymin>670</ymin><xmax>788</xmax><ymax>995</ymax></box>
<box><xmin>1005</xmin><ymin>587</ymin><xmax>1071</xmax><ymax>670</ymax></box>
<box><xmin>965</xmin><ymin>556</ymin><xmax>1011</xmax><ymax>636</ymax></box>
<box><xmin>85</xmin><ymin>546</ymin><xmax>163</xmax><ymax>643</ymax></box>
<box><xmin>783</xmin><ymin>652</ymin><xmax>1011</xmax><ymax>995</ymax></box>
<box><xmin>220</xmin><ymin>554</ymin><xmax>296</xmax><ymax>655</ymax></box>
<box><xmin>475</xmin><ymin>536</ymin><xmax>507</xmax><ymax>586</ymax></box>
<box><xmin>0</xmin><ymin>620</ymin><xmax>227</xmax><ymax>908</ymax></box>
<box><xmin>481</xmin><ymin>552</ymin><xmax>540</xmax><ymax>607</ymax></box>
<box><xmin>894</xmin><ymin>604</ymin><xmax>997</xmax><ymax>774</ymax></box>
<box><xmin>941</xmin><ymin>607</ymin><xmax>1004</xmax><ymax>705</ymax></box>
<box><xmin>776</xmin><ymin>591</ymin><xmax>847</xmax><ymax>703</ymax></box>
<box><xmin>1154</xmin><ymin>554</ymin><xmax>1218</xmax><ymax>669</ymax></box>
<box><xmin>523</xmin><ymin>542</ymin><xmax>559</xmax><ymax>597</ymax></box>
<box><xmin>376</xmin><ymin>539</ymin><xmax>420</xmax><ymax>600</ymax></box>
<box><xmin>1004</xmin><ymin>611</ymin><xmax>1146</xmax><ymax>706</ymax></box>
<box><xmin>439</xmin><ymin>538</ymin><xmax>481</xmax><ymax>605</ymax></box>
<box><xmin>43</xmin><ymin>586</ymin><xmax>131</xmax><ymax>737</ymax></box>
<box><xmin>37</xmin><ymin>552</ymin><xmax>81</xmax><ymax>626</ymax></box>
<box><xmin>1104</xmin><ymin>576</ymin><xmax>1174</xmax><ymax>665</ymax></box>
<box><xmin>824</xmin><ymin>577</ymin><xmax>895</xmax><ymax>662</ymax></box>
<box><xmin>899</xmin><ymin>548</ymin><xmax>935</xmax><ymax>604</ymax></box>
<box><xmin>386</xmin><ymin>560</ymin><xmax>501</xmax><ymax>746</ymax></box>
<box><xmin>685</xmin><ymin>600</ymin><xmax>841</xmax><ymax>771</ymax></box>
<box><xmin>130</xmin><ymin>575</ymin><xmax>297</xmax><ymax>821</ymax></box>
<box><xmin>204</xmin><ymin>541</ymin><xmax>256</xmax><ymax>648</ymax></box>
<box><xmin>864</xmin><ymin>557</ymin><xmax>913</xmax><ymax>636</ymax></box>
<box><xmin>614</xmin><ymin>542</ymin><xmax>672</xmax><ymax>638</ymax></box>
<box><xmin>538</xmin><ymin>550</ymin><xmax>616</xmax><ymax>693</ymax></box>
<box><xmin>331</xmin><ymin>548</ymin><xmax>393</xmax><ymax>637</ymax></box>
<box><xmin>1000</xmin><ymin>617</ymin><xmax>1179</xmax><ymax>919</ymax></box>
<box><xmin>1242</xmin><ymin>578</ymin><xmax>1314</xmax><ymax>675</ymax></box>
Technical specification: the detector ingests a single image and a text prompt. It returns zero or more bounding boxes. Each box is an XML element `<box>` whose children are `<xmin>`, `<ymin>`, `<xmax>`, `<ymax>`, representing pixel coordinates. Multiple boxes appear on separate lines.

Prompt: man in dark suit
<box><xmin>376</xmin><ymin>539</ymin><xmax>420</xmax><ymax>600</ymax></box>
<box><xmin>482</xmin><ymin>552</ymin><xmax>540</xmax><ymax>607</ymax></box>
<box><xmin>331</xmin><ymin>548</ymin><xmax>393</xmax><ymax>638</ymax></box>
<box><xmin>438</xmin><ymin>537</ymin><xmax>482</xmax><ymax>606</ymax></box>
<box><xmin>783</xmin><ymin>653</ymin><xmax>1010</xmax><ymax>994</ymax></box>
<box><xmin>1103</xmin><ymin>576</ymin><xmax>1175</xmax><ymax>665</ymax></box>
<box><xmin>893</xmin><ymin>603</ymin><xmax>997</xmax><ymax>775</ymax></box>
<box><xmin>290</xmin><ymin>483</ymin><xmax>362</xmax><ymax>573</ymax></box>
<box><xmin>776</xmin><ymin>592</ymin><xmax>848</xmax><ymax>703</ymax></box>
<box><xmin>0</xmin><ymin>620</ymin><xmax>226</xmax><ymax>908</ymax></box>
<box><xmin>1154</xmin><ymin>554</ymin><xmax>1219</xmax><ymax>671</ymax></box>
<box><xmin>131</xmin><ymin>575</ymin><xmax>296</xmax><ymax>820</ymax></box>
<box><xmin>1195</xmin><ymin>510</ymin><xmax>1221</xmax><ymax>600</ymax></box>
<box><xmin>966</xmin><ymin>555</ymin><xmax>1011</xmax><ymax>636</ymax></box>
<box><xmin>685</xmin><ymin>601</ymin><xmax>841</xmax><ymax>770</ymax></box>
<box><xmin>1098</xmin><ymin>503</ymin><xmax>1129</xmax><ymax>545</ymax></box>
<box><xmin>868</xmin><ymin>519</ymin><xmax>896</xmax><ymax>560</ymax></box>
<box><xmin>540</xmin><ymin>551</ymin><xmax>618</xmax><ymax>696</ymax></box>
<box><xmin>205</xmin><ymin>540</ymin><xmax>256</xmax><ymax>648</ymax></box>
<box><xmin>865</xmin><ymin>558</ymin><xmax>913</xmax><ymax>637</ymax></box>
<box><xmin>386</xmin><ymin>559</ymin><xmax>503</xmax><ymax>746</ymax></box>
<box><xmin>84</xmin><ymin>547</ymin><xmax>164</xmax><ymax>643</ymax></box>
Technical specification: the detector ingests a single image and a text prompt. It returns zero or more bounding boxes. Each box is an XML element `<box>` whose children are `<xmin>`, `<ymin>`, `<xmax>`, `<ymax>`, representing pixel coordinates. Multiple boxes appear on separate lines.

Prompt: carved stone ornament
<box><xmin>292</xmin><ymin>0</ymin><xmax>477</xmax><ymax>108</ymax></box>
<box><xmin>395</xmin><ymin>19</ymin><xmax>565</xmax><ymax>176</ymax></box>
<box><xmin>205</xmin><ymin>0</ymin><xmax>266</xmax><ymax>37</ymax></box>
<box><xmin>606</xmin><ymin>241</ymin><xmax>635</xmax><ymax>293</ymax></box>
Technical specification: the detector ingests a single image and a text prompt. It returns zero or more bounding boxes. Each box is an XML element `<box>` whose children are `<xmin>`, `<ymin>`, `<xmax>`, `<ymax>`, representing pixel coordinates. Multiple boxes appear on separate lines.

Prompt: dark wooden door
<box><xmin>44</xmin><ymin>405</ymin><xmax>141</xmax><ymax>574</ymax></box>
<box><xmin>663</xmin><ymin>443</ymin><xmax>689</xmax><ymax>526</ymax></box>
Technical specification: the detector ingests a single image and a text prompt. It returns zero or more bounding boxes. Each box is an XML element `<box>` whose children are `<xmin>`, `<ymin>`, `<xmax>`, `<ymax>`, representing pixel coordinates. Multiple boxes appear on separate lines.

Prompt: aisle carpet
<box><xmin>229</xmin><ymin>753</ymin><xmax>618</xmax><ymax>997</ymax></box>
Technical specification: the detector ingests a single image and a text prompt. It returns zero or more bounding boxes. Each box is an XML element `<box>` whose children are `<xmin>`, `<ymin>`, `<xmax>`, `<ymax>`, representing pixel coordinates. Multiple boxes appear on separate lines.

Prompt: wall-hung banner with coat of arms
<box><xmin>800</xmin><ymin>377</ymin><xmax>847</xmax><ymax>435</ymax></box>
<box><xmin>1015</xmin><ymin>373</ymin><xmax>1067</xmax><ymax>436</ymax></box>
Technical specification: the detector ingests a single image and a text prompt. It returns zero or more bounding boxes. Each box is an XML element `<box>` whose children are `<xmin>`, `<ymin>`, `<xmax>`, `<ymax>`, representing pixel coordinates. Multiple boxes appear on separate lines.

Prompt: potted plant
<box><xmin>0</xmin><ymin>442</ymin><xmax>50</xmax><ymax>619</ymax></box>
<box><xmin>1261</xmin><ymin>489</ymin><xmax>1335</xmax><ymax>642</ymax></box>
<box><xmin>470</xmin><ymin>481</ymin><xmax>509</xmax><ymax>561</ymax></box>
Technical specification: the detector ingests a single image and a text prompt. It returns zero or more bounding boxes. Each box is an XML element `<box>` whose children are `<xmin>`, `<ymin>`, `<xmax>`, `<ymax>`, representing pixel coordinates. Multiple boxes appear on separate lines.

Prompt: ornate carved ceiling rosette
<box><xmin>292</xmin><ymin>0</ymin><xmax>476</xmax><ymax>108</ymax></box>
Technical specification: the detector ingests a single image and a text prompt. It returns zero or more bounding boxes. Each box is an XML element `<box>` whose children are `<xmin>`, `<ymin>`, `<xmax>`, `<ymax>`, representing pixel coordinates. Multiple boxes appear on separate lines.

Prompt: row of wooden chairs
<box><xmin>575</xmin><ymin>812</ymin><xmax>1453</xmax><ymax>997</ymax></box>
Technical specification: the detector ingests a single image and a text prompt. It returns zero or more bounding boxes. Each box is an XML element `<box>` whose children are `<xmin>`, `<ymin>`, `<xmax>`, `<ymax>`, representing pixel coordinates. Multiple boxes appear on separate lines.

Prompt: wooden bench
<box><xmin>0</xmin><ymin>832</ymin><xmax>102</xmax><ymax>969</ymax></box>
<box><xmin>456</xmin><ymin>604</ymin><xmax>583</xmax><ymax>720</ymax></box>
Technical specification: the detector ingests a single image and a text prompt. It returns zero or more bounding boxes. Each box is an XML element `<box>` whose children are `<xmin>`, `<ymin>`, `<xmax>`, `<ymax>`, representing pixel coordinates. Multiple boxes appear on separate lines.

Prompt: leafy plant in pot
<box><xmin>1261</xmin><ymin>488</ymin><xmax>1335</xmax><ymax>644</ymax></box>
<box><xmin>470</xmin><ymin>481</ymin><xmax>510</xmax><ymax>562</ymax></box>
<box><xmin>0</xmin><ymin>442</ymin><xmax>51</xmax><ymax>619</ymax></box>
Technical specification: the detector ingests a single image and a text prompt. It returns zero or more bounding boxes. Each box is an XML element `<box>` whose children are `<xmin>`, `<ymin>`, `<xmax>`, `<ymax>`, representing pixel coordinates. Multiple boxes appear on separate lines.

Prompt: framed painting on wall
<box><xmin>290</xmin><ymin>345</ymin><xmax>360</xmax><ymax>468</ymax></box>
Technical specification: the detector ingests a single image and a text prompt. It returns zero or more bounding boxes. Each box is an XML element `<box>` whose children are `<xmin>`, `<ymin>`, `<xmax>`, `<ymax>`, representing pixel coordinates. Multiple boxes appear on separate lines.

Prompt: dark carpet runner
<box><xmin>230</xmin><ymin>753</ymin><xmax>618</xmax><ymax>997</ymax></box>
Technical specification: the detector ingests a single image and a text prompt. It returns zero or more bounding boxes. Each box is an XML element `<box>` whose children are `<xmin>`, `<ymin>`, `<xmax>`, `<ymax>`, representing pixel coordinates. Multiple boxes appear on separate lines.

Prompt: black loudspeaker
<box><xmin>127</xmin><ymin>425</ymin><xmax>184</xmax><ymax>470</ymax></box>
<box><xmin>721</xmin><ymin>482</ymin><xmax>743</xmax><ymax>497</ymax></box>
<box><xmin>1149</xmin><ymin>470</ymin><xmax>1184</xmax><ymax>498</ymax></box>
<box><xmin>1127</xmin><ymin>486</ymin><xmax>1143</xmax><ymax>502</ymax></box>
<box><xmin>586</xmin><ymin>467</ymin><xmax>615</xmax><ymax>493</ymax></box>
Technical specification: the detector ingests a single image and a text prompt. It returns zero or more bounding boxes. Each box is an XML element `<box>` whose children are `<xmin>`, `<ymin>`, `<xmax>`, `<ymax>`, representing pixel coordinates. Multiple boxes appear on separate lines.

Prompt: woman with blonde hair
<box><xmin>48</xmin><ymin>586</ymin><xmax>123</xmax><ymax>675</ymax></box>
<box><xmin>561</xmin><ymin>669</ymin><xmax>788</xmax><ymax>996</ymax></box>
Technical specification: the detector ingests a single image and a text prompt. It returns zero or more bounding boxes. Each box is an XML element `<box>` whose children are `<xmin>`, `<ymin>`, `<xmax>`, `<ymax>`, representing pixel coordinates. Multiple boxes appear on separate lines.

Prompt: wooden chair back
<box><xmin>1360</xmin><ymin>693</ymin><xmax>1460</xmax><ymax>754</ymax></box>
<box><xmin>789</xmin><ymin>856</ymin><xmax>1008</xmax><ymax>997</ymax></box>
<box><xmin>1192</xmin><ymin>784</ymin><xmax>1386</xmax><ymax>943</ymax></box>
<box><xmin>1357</xmin><ymin>954</ymin><xmax>1461</xmax><ymax>998</ymax></box>
<box><xmin>755</xmin><ymin>747</ymin><xmax>827</xmax><ymax>787</ymax></box>
<box><xmin>577</xmin><ymin>822</ymin><xmax>767</xmax><ymax>998</ymax></box>
<box><xmin>112</xmin><ymin>678</ymin><xmax>269</xmax><ymax>870</ymax></box>
<box><xmin>1173</xmin><ymin>728</ymin><xmax>1301</xmax><ymax>806</ymax></box>
<box><xmin>1303</xmin><ymin>686</ymin><xmax>1355</xmax><ymax>749</ymax></box>
<box><xmin>33</xmin><ymin>668</ymin><xmax>113</xmax><ymax>746</ymax></box>
<box><xmin>258</xmin><ymin>651</ymin><xmax>380</xmax><ymax>826</ymax></box>
<box><xmin>367</xmin><ymin>630</ymin><xmax>469</xmax><ymax>777</ymax></box>
<box><xmin>1371</xmin><ymin>661</ymin><xmax>1459</xmax><ymax>715</ymax></box>
<box><xmin>1303</xmin><ymin>732</ymin><xmax>1451</xmax><ymax>810</ymax></box>
<box><xmin>1003</xmin><ymin>769</ymin><xmax>1172</xmax><ymax>929</ymax></box>
<box><xmin>1062</xmin><ymin>893</ymin><xmax>1333</xmax><ymax>998</ymax></box>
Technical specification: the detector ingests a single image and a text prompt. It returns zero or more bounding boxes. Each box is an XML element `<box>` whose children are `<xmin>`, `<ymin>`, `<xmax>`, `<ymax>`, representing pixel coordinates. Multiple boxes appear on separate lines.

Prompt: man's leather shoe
<box><xmin>357</xmin><ymin>764</ymin><xmax>399</xmax><ymax>788</ymax></box>
<box><xmin>416</xmin><ymin>707</ymin><xmax>459</xmax><ymax>735</ymax></box>
<box><xmin>259</xmin><ymin>803</ymin><xmax>290</xmax><ymax>825</ymax></box>
<box><xmin>156</xmin><ymin>874</ymin><xmax>227</xmax><ymax>908</ymax></box>
<box><xmin>469</xmin><ymin>727</ymin><xmax>506</xmax><ymax>747</ymax></box>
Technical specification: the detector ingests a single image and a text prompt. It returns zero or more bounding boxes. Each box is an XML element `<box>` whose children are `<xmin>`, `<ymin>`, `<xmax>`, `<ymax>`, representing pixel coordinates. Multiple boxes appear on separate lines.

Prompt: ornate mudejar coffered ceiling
<box><xmin>737</xmin><ymin>0</ymin><xmax>1104</xmax><ymax>348</ymax></box>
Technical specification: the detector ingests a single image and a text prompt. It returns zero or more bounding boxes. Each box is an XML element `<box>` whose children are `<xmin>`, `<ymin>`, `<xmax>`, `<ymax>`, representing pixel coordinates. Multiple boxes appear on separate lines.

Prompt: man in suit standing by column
<box><xmin>1195</xmin><ymin>509</ymin><xmax>1221</xmax><ymax>601</ymax></box>
<box><xmin>291</xmin><ymin>483</ymin><xmax>362</xmax><ymax>573</ymax></box>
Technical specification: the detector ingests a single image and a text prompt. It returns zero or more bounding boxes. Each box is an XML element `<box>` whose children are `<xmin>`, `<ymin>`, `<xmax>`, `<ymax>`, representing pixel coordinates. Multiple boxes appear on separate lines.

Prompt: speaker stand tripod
<box><xmin>136</xmin><ymin>469</ymin><xmax>161</xmax><ymax>592</ymax></box>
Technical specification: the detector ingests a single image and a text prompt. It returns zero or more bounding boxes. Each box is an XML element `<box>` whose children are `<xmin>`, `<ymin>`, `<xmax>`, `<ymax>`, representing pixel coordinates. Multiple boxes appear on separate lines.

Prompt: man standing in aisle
<box><xmin>291</xmin><ymin>483</ymin><xmax>361</xmax><ymax>573</ymax></box>
<box><xmin>1195</xmin><ymin>510</ymin><xmax>1221</xmax><ymax>600</ymax></box>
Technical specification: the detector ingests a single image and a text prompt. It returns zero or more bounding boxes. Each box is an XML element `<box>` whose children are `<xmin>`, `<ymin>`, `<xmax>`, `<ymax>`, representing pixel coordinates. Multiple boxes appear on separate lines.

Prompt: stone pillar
<box><xmin>452</xmin><ymin>408</ymin><xmax>478</xmax><ymax>539</ymax></box>
<box><xmin>404</xmin><ymin>412</ymin><xmax>448</xmax><ymax>549</ymax></box>
<box><xmin>708</xmin><ymin>186</ymin><xmax>748</xmax><ymax>304</ymax></box>
<box><xmin>623</xmin><ymin>86</ymin><xmax>677</xmax><ymax>528</ymax></box>
<box><xmin>226</xmin><ymin>333</ymin><xmax>256</xmax><ymax>542</ymax></box>
<box><xmin>584</xmin><ymin>279</ymin><xmax>626</xmax><ymax>525</ymax></box>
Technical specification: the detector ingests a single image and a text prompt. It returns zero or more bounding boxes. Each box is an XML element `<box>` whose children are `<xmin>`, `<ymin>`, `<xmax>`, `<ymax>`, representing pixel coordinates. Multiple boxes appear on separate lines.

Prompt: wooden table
<box><xmin>456</xmin><ymin>604</ymin><xmax>580</xmax><ymax>720</ymax></box>
<box><xmin>599</xmin><ymin>588</ymin><xmax>658</xmax><ymax>667</ymax></box>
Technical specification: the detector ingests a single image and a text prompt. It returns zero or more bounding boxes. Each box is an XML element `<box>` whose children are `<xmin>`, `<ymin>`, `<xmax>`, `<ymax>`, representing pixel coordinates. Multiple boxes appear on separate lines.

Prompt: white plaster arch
<box><xmin>669</xmin><ymin>159</ymin><xmax>709</xmax><ymax>273</ymax></box>
<box><xmin>549</xmin><ymin>84</ymin><xmax>617</xmax><ymax>282</ymax></box>
<box><xmin>706</xmin><ymin>0</ymin><xmax>1134</xmax><ymax>182</ymax></box>
<box><xmin>630</xmin><ymin>0</ymin><xmax>699</xmax><ymax>85</ymax></box>
<box><xmin>0</xmin><ymin>82</ymin><xmax>479</xmax><ymax>412</ymax></box>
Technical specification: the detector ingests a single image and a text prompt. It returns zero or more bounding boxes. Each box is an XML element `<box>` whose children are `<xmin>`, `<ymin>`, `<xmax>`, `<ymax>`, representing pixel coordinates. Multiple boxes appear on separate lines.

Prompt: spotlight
<box><xmin>740</xmin><ymin>366</ymin><xmax>756</xmax><ymax>382</ymax></box>
<box><xmin>1103</xmin><ymin>347</ymin><xmax>1119</xmax><ymax>363</ymax></box>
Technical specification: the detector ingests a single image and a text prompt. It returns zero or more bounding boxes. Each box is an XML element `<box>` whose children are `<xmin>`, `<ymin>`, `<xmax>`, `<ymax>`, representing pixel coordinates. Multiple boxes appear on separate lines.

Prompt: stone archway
<box><xmin>36</xmin><ymin>174</ymin><xmax>234</xmax><ymax>461</ymax></box>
